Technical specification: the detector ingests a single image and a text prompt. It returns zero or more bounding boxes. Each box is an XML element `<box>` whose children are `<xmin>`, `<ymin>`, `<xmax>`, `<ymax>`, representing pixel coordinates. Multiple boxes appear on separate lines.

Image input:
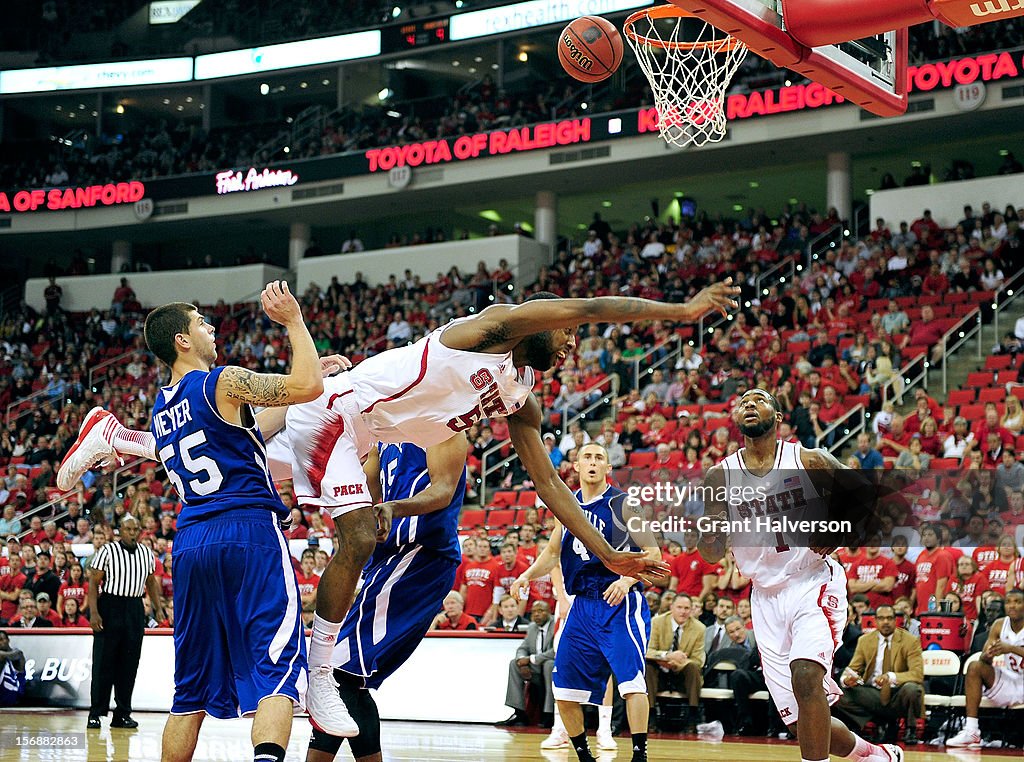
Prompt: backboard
<box><xmin>668</xmin><ymin>0</ymin><xmax>909</xmax><ymax>117</ymax></box>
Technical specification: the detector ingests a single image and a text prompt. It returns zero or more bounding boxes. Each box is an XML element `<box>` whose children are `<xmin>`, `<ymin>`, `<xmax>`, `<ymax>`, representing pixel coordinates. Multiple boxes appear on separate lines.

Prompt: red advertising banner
<box><xmin>0</xmin><ymin>181</ymin><xmax>145</xmax><ymax>214</ymax></box>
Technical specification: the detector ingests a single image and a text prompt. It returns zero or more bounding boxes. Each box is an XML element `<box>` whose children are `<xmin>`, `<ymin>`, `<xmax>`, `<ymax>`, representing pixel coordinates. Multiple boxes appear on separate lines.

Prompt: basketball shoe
<box><xmin>596</xmin><ymin>728</ymin><xmax>617</xmax><ymax>750</ymax></box>
<box><xmin>306</xmin><ymin>665</ymin><xmax>359</xmax><ymax>738</ymax></box>
<box><xmin>57</xmin><ymin>407</ymin><xmax>118</xmax><ymax>491</ymax></box>
<box><xmin>944</xmin><ymin>727</ymin><xmax>983</xmax><ymax>750</ymax></box>
<box><xmin>539</xmin><ymin>728</ymin><xmax>569</xmax><ymax>749</ymax></box>
<box><xmin>877</xmin><ymin>743</ymin><xmax>905</xmax><ymax>761</ymax></box>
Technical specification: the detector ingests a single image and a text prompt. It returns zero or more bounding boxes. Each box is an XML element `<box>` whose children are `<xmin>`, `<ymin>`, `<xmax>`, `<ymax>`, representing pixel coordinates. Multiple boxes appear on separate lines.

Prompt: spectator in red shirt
<box><xmin>57</xmin><ymin>563</ymin><xmax>89</xmax><ymax>616</ymax></box>
<box><xmin>715</xmin><ymin>549</ymin><xmax>750</xmax><ymax>603</ymax></box>
<box><xmin>877</xmin><ymin>416</ymin><xmax>912</xmax><ymax>463</ymax></box>
<box><xmin>41</xmin><ymin>521</ymin><xmax>65</xmax><ymax>546</ymax></box>
<box><xmin>910</xmin><ymin>209</ymin><xmax>941</xmax><ymax>247</ymax></box>
<box><xmin>900</xmin><ymin>305</ymin><xmax>946</xmax><ymax>365</ymax></box>
<box><xmin>983</xmin><ymin>535</ymin><xmax>1019</xmax><ymax>595</ymax></box>
<box><xmin>949</xmin><ymin>555</ymin><xmax>989</xmax><ymax>623</ymax></box>
<box><xmin>1001</xmin><ymin>490</ymin><xmax>1024</xmax><ymax>528</ymax></box>
<box><xmin>922</xmin><ymin>263</ymin><xmax>949</xmax><ymax>296</ymax></box>
<box><xmin>837</xmin><ymin>547</ymin><xmax>866</xmax><ymax>577</ymax></box>
<box><xmin>456</xmin><ymin>537</ymin><xmax>497</xmax><ymax>621</ymax></box>
<box><xmin>488</xmin><ymin>543</ymin><xmax>529</xmax><ymax>626</ymax></box>
<box><xmin>60</xmin><ymin>597</ymin><xmax>90</xmax><ymax>627</ymax></box>
<box><xmin>431</xmin><ymin>591</ymin><xmax>478</xmax><ymax>631</ymax></box>
<box><xmin>914</xmin><ymin>524</ymin><xmax>954</xmax><ymax>615</ymax></box>
<box><xmin>282</xmin><ymin>507</ymin><xmax>309</xmax><ymax>540</ymax></box>
<box><xmin>669</xmin><ymin>531</ymin><xmax>719</xmax><ymax>599</ymax></box>
<box><xmin>972</xmin><ymin>405</ymin><xmax>1015</xmax><ymax>450</ymax></box>
<box><xmin>848</xmin><ymin>546</ymin><xmax>898</xmax><ymax>609</ymax></box>
<box><xmin>0</xmin><ymin>562</ymin><xmax>27</xmax><ymax>623</ymax></box>
<box><xmin>890</xmin><ymin>536</ymin><xmax>916</xmax><ymax>603</ymax></box>
<box><xmin>817</xmin><ymin>386</ymin><xmax>846</xmax><ymax>425</ymax></box>
<box><xmin>295</xmin><ymin>549</ymin><xmax>320</xmax><ymax>609</ymax></box>
<box><xmin>35</xmin><ymin>592</ymin><xmax>61</xmax><ymax>626</ymax></box>
<box><xmin>23</xmin><ymin>516</ymin><xmax>48</xmax><ymax>548</ymax></box>
<box><xmin>516</xmin><ymin>523</ymin><xmax>539</xmax><ymax>567</ymax></box>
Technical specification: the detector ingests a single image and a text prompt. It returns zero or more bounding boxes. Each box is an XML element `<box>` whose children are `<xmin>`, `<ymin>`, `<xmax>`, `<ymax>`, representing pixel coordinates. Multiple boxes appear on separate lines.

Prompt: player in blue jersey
<box><xmin>512</xmin><ymin>442</ymin><xmax>663</xmax><ymax>762</ymax></box>
<box><xmin>144</xmin><ymin>282</ymin><xmax>328</xmax><ymax>762</ymax></box>
<box><xmin>305</xmin><ymin>433</ymin><xmax>468</xmax><ymax>762</ymax></box>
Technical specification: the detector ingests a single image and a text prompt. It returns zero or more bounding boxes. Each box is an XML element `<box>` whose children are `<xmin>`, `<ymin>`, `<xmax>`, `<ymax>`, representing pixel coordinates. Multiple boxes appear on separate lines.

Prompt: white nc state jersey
<box><xmin>721</xmin><ymin>440</ymin><xmax>831</xmax><ymax>592</ymax></box>
<box><xmin>993</xmin><ymin>616</ymin><xmax>1024</xmax><ymax>683</ymax></box>
<box><xmin>348</xmin><ymin>318</ymin><xmax>536</xmax><ymax>447</ymax></box>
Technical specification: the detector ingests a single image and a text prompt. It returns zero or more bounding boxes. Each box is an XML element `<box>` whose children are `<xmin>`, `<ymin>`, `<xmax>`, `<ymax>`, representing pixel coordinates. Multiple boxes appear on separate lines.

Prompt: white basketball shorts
<box><xmin>266</xmin><ymin>374</ymin><xmax>375</xmax><ymax>519</ymax></box>
<box><xmin>750</xmin><ymin>556</ymin><xmax>846</xmax><ymax>724</ymax></box>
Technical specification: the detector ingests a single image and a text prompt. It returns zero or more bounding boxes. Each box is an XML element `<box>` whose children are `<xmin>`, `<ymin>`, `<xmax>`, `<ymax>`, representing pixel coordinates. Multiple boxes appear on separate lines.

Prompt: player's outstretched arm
<box><xmin>508</xmin><ymin>396</ymin><xmax>669</xmax><ymax>584</ymax></box>
<box><xmin>441</xmin><ymin>280</ymin><xmax>740</xmax><ymax>351</ymax></box>
<box><xmin>216</xmin><ymin>281</ymin><xmax>323</xmax><ymax>410</ymax></box>
<box><xmin>698</xmin><ymin>463</ymin><xmax>728</xmax><ymax>566</ymax></box>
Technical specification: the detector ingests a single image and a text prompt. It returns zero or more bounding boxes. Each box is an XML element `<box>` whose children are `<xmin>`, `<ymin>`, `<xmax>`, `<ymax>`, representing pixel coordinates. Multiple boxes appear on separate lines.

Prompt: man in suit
<box><xmin>703</xmin><ymin>597</ymin><xmax>734</xmax><ymax>657</ymax></box>
<box><xmin>498</xmin><ymin>600</ymin><xmax>555</xmax><ymax>726</ymax></box>
<box><xmin>836</xmin><ymin>604</ymin><xmax>925</xmax><ymax>744</ymax></box>
<box><xmin>488</xmin><ymin>595</ymin><xmax>530</xmax><ymax>632</ymax></box>
<box><xmin>707</xmin><ymin>616</ymin><xmax>769</xmax><ymax>736</ymax></box>
<box><xmin>645</xmin><ymin>592</ymin><xmax>706</xmax><ymax>732</ymax></box>
<box><xmin>10</xmin><ymin>598</ymin><xmax>54</xmax><ymax>628</ymax></box>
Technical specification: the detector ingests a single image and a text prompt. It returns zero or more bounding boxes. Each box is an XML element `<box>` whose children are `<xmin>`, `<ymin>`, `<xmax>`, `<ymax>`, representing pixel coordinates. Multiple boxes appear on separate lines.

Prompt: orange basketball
<box><xmin>558</xmin><ymin>16</ymin><xmax>624</xmax><ymax>83</ymax></box>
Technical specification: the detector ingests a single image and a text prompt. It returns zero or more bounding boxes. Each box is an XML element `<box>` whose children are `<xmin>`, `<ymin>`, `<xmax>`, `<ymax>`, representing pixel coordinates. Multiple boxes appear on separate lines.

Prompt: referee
<box><xmin>86</xmin><ymin>514</ymin><xmax>164</xmax><ymax>730</ymax></box>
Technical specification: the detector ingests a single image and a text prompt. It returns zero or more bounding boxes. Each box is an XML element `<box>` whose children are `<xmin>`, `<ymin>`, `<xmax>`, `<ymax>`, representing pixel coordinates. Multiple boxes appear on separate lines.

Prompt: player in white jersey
<box><xmin>58</xmin><ymin>281</ymin><xmax>737</xmax><ymax>735</ymax></box>
<box><xmin>946</xmin><ymin>588</ymin><xmax>1024</xmax><ymax>749</ymax></box>
<box><xmin>701</xmin><ymin>388</ymin><xmax>902</xmax><ymax>762</ymax></box>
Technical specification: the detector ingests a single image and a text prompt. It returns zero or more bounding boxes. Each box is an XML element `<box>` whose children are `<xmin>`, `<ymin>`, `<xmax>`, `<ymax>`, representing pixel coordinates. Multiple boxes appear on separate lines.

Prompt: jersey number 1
<box><xmin>158</xmin><ymin>430</ymin><xmax>224</xmax><ymax>497</ymax></box>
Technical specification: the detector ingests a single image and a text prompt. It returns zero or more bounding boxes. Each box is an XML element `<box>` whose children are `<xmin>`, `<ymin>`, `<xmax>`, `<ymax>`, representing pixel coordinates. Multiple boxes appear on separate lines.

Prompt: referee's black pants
<box><xmin>90</xmin><ymin>594</ymin><xmax>144</xmax><ymax>718</ymax></box>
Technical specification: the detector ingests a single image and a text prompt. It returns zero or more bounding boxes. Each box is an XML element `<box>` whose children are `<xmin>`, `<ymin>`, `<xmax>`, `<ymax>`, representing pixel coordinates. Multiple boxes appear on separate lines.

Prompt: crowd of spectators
<box><xmin>2</xmin><ymin>196</ymin><xmax>1024</xmax><ymax>745</ymax></box>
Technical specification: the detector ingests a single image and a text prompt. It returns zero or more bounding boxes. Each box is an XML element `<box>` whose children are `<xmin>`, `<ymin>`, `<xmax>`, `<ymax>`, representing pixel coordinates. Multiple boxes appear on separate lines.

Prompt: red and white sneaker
<box><xmin>945</xmin><ymin>727</ymin><xmax>983</xmax><ymax>750</ymax></box>
<box><xmin>880</xmin><ymin>743</ymin><xmax>905</xmax><ymax>761</ymax></box>
<box><xmin>540</xmin><ymin>728</ymin><xmax>569</xmax><ymax>749</ymax></box>
<box><xmin>57</xmin><ymin>407</ymin><xmax>118</xmax><ymax>491</ymax></box>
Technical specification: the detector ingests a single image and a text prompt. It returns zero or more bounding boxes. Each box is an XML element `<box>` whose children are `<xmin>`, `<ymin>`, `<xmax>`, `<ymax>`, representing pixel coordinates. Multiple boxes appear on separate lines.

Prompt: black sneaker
<box><xmin>110</xmin><ymin>716</ymin><xmax>138</xmax><ymax>729</ymax></box>
<box><xmin>86</xmin><ymin>716</ymin><xmax>101</xmax><ymax>730</ymax></box>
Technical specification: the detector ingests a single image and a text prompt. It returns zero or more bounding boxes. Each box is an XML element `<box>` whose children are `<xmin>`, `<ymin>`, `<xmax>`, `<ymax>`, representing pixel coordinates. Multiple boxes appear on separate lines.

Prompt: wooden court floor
<box><xmin>0</xmin><ymin>711</ymin><xmax>1019</xmax><ymax>761</ymax></box>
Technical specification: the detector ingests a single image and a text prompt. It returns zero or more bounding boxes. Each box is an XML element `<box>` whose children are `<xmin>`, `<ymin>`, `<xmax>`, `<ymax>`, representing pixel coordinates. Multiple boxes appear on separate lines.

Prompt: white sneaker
<box><xmin>596</xmin><ymin>729</ymin><xmax>617</xmax><ymax>750</ymax></box>
<box><xmin>306</xmin><ymin>665</ymin><xmax>359</xmax><ymax>738</ymax></box>
<box><xmin>945</xmin><ymin>727</ymin><xmax>983</xmax><ymax>750</ymax></box>
<box><xmin>540</xmin><ymin>728</ymin><xmax>569</xmax><ymax>749</ymax></box>
<box><xmin>57</xmin><ymin>407</ymin><xmax>117</xmax><ymax>491</ymax></box>
<box><xmin>880</xmin><ymin>743</ymin><xmax>905</xmax><ymax>761</ymax></box>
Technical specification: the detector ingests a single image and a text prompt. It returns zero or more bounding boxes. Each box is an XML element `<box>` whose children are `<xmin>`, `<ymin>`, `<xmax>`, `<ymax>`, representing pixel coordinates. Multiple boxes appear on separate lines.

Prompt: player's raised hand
<box><xmin>261</xmin><ymin>281</ymin><xmax>303</xmax><ymax>327</ymax></box>
<box><xmin>605</xmin><ymin>550</ymin><xmax>670</xmax><ymax>585</ymax></box>
<box><xmin>681</xmin><ymin>278</ymin><xmax>741</xmax><ymax>321</ymax></box>
<box><xmin>319</xmin><ymin>354</ymin><xmax>353</xmax><ymax>377</ymax></box>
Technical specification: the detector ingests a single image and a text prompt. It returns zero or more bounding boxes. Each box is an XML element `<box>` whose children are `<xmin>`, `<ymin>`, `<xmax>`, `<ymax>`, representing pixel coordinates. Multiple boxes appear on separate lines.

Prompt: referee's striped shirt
<box><xmin>90</xmin><ymin>541</ymin><xmax>155</xmax><ymax>598</ymax></box>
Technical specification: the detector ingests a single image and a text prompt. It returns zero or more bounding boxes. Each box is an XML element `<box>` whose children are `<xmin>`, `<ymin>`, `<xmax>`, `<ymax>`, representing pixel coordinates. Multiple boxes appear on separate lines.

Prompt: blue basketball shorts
<box><xmin>170</xmin><ymin>509</ymin><xmax>307</xmax><ymax>718</ymax></box>
<box><xmin>331</xmin><ymin>544</ymin><xmax>458</xmax><ymax>690</ymax></box>
<box><xmin>552</xmin><ymin>589</ymin><xmax>651</xmax><ymax>704</ymax></box>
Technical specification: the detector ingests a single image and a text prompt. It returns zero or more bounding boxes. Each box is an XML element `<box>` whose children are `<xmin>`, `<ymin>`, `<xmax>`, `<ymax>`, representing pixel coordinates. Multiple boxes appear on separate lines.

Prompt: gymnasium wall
<box><xmin>869</xmin><ymin>174</ymin><xmax>1022</xmax><ymax>229</ymax></box>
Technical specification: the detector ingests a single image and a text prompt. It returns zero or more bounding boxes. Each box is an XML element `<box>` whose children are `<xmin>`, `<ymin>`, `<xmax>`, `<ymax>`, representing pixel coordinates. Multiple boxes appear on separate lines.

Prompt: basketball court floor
<box><xmin>0</xmin><ymin>711</ymin><xmax>1017</xmax><ymax>761</ymax></box>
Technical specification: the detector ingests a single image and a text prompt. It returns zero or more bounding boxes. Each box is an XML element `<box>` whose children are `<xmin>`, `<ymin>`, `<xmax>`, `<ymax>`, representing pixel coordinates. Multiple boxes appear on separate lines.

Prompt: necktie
<box><xmin>710</xmin><ymin>625</ymin><xmax>722</xmax><ymax>653</ymax></box>
<box><xmin>671</xmin><ymin>625</ymin><xmax>681</xmax><ymax>652</ymax></box>
<box><xmin>879</xmin><ymin>637</ymin><xmax>893</xmax><ymax>705</ymax></box>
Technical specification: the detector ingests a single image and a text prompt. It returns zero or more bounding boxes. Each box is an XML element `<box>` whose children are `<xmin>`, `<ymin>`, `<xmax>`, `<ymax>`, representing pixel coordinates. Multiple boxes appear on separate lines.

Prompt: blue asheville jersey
<box><xmin>561</xmin><ymin>485</ymin><xmax>641</xmax><ymax>598</ymax></box>
<box><xmin>151</xmin><ymin>367</ymin><xmax>284</xmax><ymax>529</ymax></box>
<box><xmin>376</xmin><ymin>442</ymin><xmax>465</xmax><ymax>563</ymax></box>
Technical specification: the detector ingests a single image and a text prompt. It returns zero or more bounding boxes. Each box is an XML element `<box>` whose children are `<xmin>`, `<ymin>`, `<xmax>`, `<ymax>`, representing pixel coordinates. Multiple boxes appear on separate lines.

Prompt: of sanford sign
<box><xmin>0</xmin><ymin>181</ymin><xmax>145</xmax><ymax>213</ymax></box>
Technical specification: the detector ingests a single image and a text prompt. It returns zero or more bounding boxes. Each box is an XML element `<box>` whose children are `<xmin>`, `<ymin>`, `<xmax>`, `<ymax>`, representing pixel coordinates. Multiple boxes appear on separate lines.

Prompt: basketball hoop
<box><xmin>624</xmin><ymin>5</ymin><xmax>749</xmax><ymax>148</ymax></box>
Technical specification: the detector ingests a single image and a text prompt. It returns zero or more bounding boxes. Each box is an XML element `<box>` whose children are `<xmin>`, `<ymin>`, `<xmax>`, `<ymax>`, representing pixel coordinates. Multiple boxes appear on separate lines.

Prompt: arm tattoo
<box><xmin>220</xmin><ymin>367</ymin><xmax>291</xmax><ymax>406</ymax></box>
<box><xmin>467</xmin><ymin>321</ymin><xmax>512</xmax><ymax>352</ymax></box>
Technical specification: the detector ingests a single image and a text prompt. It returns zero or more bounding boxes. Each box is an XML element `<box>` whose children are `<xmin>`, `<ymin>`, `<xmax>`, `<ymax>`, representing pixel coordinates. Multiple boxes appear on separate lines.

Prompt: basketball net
<box><xmin>624</xmin><ymin>6</ymin><xmax>748</xmax><ymax>148</ymax></box>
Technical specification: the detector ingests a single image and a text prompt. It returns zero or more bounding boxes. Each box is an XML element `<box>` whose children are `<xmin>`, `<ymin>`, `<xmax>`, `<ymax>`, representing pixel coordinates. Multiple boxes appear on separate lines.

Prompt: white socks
<box><xmin>112</xmin><ymin>424</ymin><xmax>158</xmax><ymax>460</ymax></box>
<box><xmin>965</xmin><ymin>716</ymin><xmax>979</xmax><ymax>732</ymax></box>
<box><xmin>552</xmin><ymin>706</ymin><xmax>565</xmax><ymax>733</ymax></box>
<box><xmin>308</xmin><ymin>614</ymin><xmax>343</xmax><ymax>667</ymax></box>
<box><xmin>598</xmin><ymin>705</ymin><xmax>612</xmax><ymax>734</ymax></box>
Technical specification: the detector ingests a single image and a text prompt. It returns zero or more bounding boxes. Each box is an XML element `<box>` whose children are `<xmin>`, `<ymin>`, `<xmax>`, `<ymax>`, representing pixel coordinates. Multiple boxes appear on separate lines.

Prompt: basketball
<box><xmin>558</xmin><ymin>16</ymin><xmax>623</xmax><ymax>83</ymax></box>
